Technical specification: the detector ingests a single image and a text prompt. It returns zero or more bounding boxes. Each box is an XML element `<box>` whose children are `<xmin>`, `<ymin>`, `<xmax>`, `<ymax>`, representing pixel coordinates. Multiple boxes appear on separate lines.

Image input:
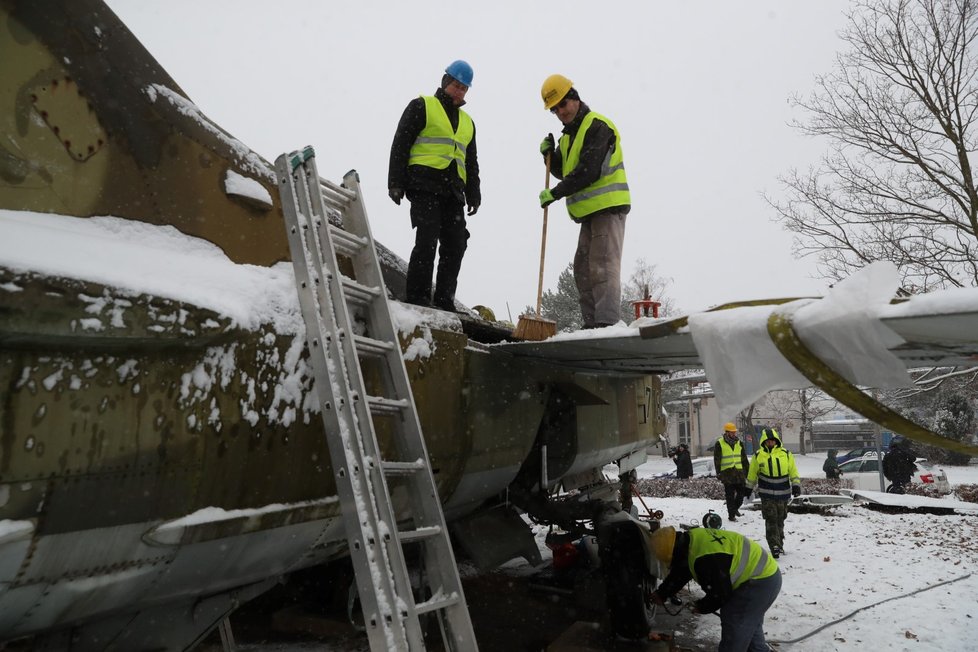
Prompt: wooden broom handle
<box><xmin>536</xmin><ymin>153</ymin><xmax>551</xmax><ymax>316</ymax></box>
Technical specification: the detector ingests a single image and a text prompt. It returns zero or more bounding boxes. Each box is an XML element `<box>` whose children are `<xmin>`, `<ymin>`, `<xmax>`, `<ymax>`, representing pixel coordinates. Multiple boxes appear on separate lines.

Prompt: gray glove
<box><xmin>389</xmin><ymin>187</ymin><xmax>404</xmax><ymax>205</ymax></box>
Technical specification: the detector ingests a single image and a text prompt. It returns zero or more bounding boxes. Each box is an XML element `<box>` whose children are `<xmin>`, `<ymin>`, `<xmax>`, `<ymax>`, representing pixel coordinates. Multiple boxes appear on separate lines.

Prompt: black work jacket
<box><xmin>388</xmin><ymin>87</ymin><xmax>481</xmax><ymax>207</ymax></box>
<box><xmin>673</xmin><ymin>449</ymin><xmax>693</xmax><ymax>479</ymax></box>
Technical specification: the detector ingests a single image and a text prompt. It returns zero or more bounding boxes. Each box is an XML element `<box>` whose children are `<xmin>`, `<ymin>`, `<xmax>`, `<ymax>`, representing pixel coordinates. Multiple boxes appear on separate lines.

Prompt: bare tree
<box><xmin>763</xmin><ymin>389</ymin><xmax>839</xmax><ymax>454</ymax></box>
<box><xmin>738</xmin><ymin>404</ymin><xmax>757</xmax><ymax>449</ymax></box>
<box><xmin>620</xmin><ymin>258</ymin><xmax>677</xmax><ymax>318</ymax></box>
<box><xmin>769</xmin><ymin>0</ymin><xmax>978</xmax><ymax>293</ymax></box>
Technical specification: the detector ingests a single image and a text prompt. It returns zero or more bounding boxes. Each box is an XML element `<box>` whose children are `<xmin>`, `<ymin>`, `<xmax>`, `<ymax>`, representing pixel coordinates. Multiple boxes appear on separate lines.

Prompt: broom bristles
<box><xmin>513</xmin><ymin>313</ymin><xmax>557</xmax><ymax>341</ymax></box>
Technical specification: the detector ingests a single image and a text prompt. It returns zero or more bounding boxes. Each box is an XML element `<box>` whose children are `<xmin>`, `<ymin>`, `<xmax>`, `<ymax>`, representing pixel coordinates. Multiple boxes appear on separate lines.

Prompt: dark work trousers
<box><xmin>573</xmin><ymin>210</ymin><xmax>626</xmax><ymax>327</ymax></box>
<box><xmin>405</xmin><ymin>191</ymin><xmax>469</xmax><ymax>308</ymax></box>
<box><xmin>723</xmin><ymin>482</ymin><xmax>746</xmax><ymax>519</ymax></box>
<box><xmin>718</xmin><ymin>569</ymin><xmax>782</xmax><ymax>652</ymax></box>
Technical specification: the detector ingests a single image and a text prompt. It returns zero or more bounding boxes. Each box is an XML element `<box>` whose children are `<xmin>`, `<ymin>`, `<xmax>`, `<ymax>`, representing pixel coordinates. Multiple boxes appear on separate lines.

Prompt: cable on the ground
<box><xmin>768</xmin><ymin>572</ymin><xmax>973</xmax><ymax>645</ymax></box>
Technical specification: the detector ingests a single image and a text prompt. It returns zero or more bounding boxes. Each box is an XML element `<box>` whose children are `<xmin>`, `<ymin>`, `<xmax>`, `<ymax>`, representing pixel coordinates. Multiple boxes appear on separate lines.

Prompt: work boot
<box><xmin>771</xmin><ymin>547</ymin><xmax>782</xmax><ymax>559</ymax></box>
<box><xmin>735</xmin><ymin>511</ymin><xmax>743</xmax><ymax>517</ymax></box>
<box><xmin>728</xmin><ymin>515</ymin><xmax>737</xmax><ymax>522</ymax></box>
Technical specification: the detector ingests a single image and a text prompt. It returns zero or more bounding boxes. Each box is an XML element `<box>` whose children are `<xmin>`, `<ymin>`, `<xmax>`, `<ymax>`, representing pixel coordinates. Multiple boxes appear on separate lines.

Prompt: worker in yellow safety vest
<box><xmin>650</xmin><ymin>525</ymin><xmax>782</xmax><ymax>651</ymax></box>
<box><xmin>538</xmin><ymin>74</ymin><xmax>630</xmax><ymax>329</ymax></box>
<box><xmin>714</xmin><ymin>422</ymin><xmax>751</xmax><ymax>522</ymax></box>
<box><xmin>388</xmin><ymin>60</ymin><xmax>481</xmax><ymax>312</ymax></box>
<box><xmin>746</xmin><ymin>428</ymin><xmax>801</xmax><ymax>558</ymax></box>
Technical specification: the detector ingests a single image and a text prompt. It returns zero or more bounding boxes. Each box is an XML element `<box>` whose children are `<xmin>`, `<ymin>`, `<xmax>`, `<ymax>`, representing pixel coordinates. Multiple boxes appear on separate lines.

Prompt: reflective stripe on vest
<box><xmin>559</xmin><ymin>111</ymin><xmax>630</xmax><ymax>219</ymax></box>
<box><xmin>755</xmin><ymin>449</ymin><xmax>793</xmax><ymax>499</ymax></box>
<box><xmin>717</xmin><ymin>438</ymin><xmax>743</xmax><ymax>471</ymax></box>
<box><xmin>408</xmin><ymin>95</ymin><xmax>474</xmax><ymax>184</ymax></box>
<box><xmin>687</xmin><ymin>528</ymin><xmax>778</xmax><ymax>591</ymax></box>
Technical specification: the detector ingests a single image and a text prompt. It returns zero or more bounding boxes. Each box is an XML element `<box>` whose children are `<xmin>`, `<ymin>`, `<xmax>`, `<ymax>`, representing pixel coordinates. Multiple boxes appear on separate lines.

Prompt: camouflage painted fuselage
<box><xmin>0</xmin><ymin>0</ymin><xmax>664</xmax><ymax>646</ymax></box>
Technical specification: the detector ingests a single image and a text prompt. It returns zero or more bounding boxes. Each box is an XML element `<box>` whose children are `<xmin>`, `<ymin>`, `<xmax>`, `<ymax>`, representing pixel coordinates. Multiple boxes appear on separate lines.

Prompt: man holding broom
<box><xmin>538</xmin><ymin>74</ymin><xmax>630</xmax><ymax>329</ymax></box>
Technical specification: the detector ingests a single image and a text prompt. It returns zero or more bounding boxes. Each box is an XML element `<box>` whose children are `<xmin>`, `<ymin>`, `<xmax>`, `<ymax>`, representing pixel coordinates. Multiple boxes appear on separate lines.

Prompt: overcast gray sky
<box><xmin>106</xmin><ymin>0</ymin><xmax>853</xmax><ymax>319</ymax></box>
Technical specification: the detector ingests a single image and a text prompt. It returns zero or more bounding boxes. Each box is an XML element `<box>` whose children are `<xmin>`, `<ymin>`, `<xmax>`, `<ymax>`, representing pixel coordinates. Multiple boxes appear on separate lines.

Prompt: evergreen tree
<box><xmin>928</xmin><ymin>392</ymin><xmax>975</xmax><ymax>465</ymax></box>
<box><xmin>540</xmin><ymin>263</ymin><xmax>582</xmax><ymax>332</ymax></box>
<box><xmin>538</xmin><ymin>259</ymin><xmax>675</xmax><ymax>331</ymax></box>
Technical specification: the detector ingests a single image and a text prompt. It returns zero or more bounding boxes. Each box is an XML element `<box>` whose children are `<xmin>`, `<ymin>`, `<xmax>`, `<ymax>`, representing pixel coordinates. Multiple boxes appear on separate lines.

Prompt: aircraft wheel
<box><xmin>602</xmin><ymin>526</ymin><xmax>654</xmax><ymax>640</ymax></box>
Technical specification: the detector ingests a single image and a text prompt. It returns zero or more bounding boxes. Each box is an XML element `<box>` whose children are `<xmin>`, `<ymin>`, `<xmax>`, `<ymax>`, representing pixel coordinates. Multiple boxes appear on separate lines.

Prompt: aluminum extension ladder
<box><xmin>275</xmin><ymin>146</ymin><xmax>478</xmax><ymax>652</ymax></box>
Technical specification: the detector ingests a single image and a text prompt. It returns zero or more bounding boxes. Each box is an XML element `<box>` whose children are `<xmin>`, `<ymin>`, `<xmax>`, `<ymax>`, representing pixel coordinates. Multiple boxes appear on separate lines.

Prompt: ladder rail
<box><xmin>277</xmin><ymin>148</ymin><xmax>478</xmax><ymax>652</ymax></box>
<box><xmin>279</xmin><ymin>157</ymin><xmax>420</xmax><ymax>651</ymax></box>
<box><xmin>339</xmin><ymin>172</ymin><xmax>478</xmax><ymax>642</ymax></box>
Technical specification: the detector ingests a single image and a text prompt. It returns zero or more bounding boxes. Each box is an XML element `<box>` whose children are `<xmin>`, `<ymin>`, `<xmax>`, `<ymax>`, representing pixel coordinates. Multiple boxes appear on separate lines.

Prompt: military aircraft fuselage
<box><xmin>0</xmin><ymin>1</ymin><xmax>664</xmax><ymax>646</ymax></box>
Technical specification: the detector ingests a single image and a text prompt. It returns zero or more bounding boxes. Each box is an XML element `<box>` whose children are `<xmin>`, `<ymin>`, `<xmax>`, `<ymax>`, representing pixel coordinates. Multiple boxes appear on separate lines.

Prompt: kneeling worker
<box><xmin>649</xmin><ymin>525</ymin><xmax>781</xmax><ymax>652</ymax></box>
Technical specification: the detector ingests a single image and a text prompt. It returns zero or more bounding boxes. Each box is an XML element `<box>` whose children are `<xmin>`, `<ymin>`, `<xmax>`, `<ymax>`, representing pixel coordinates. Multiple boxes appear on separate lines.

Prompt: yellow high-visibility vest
<box><xmin>687</xmin><ymin>528</ymin><xmax>778</xmax><ymax>590</ymax></box>
<box><xmin>408</xmin><ymin>95</ymin><xmax>474</xmax><ymax>184</ymax></box>
<box><xmin>717</xmin><ymin>438</ymin><xmax>744</xmax><ymax>472</ymax></box>
<box><xmin>558</xmin><ymin>111</ymin><xmax>630</xmax><ymax>219</ymax></box>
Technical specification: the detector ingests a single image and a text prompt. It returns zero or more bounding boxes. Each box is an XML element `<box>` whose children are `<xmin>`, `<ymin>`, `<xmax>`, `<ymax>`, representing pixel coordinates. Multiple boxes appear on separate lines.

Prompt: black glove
<box><xmin>791</xmin><ymin>485</ymin><xmax>802</xmax><ymax>498</ymax></box>
<box><xmin>742</xmin><ymin>486</ymin><xmax>753</xmax><ymax>500</ymax></box>
<box><xmin>389</xmin><ymin>187</ymin><xmax>404</xmax><ymax>205</ymax></box>
<box><xmin>540</xmin><ymin>133</ymin><xmax>555</xmax><ymax>156</ymax></box>
<box><xmin>467</xmin><ymin>202</ymin><xmax>479</xmax><ymax>216</ymax></box>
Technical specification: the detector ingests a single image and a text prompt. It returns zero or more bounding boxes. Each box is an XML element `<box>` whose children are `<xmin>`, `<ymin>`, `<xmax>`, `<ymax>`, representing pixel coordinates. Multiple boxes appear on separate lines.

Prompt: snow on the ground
<box><xmin>635</xmin><ymin>454</ymin><xmax>978</xmax><ymax>651</ymax></box>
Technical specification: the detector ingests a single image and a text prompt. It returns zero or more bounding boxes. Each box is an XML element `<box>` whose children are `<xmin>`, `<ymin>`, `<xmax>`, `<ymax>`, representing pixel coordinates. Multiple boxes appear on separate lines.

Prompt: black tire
<box><xmin>601</xmin><ymin>525</ymin><xmax>654</xmax><ymax>640</ymax></box>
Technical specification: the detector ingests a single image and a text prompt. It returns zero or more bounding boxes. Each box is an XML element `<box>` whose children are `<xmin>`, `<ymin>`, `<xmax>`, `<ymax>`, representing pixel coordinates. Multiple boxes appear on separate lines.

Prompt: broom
<box><xmin>513</xmin><ymin>152</ymin><xmax>558</xmax><ymax>341</ymax></box>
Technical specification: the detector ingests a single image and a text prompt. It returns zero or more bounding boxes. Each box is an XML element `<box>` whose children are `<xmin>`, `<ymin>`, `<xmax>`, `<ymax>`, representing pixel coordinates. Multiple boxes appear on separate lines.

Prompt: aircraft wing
<box><xmin>496</xmin><ymin>272</ymin><xmax>978</xmax><ymax>456</ymax></box>
<box><xmin>494</xmin><ymin>289</ymin><xmax>978</xmax><ymax>375</ymax></box>
<box><xmin>494</xmin><ymin>322</ymin><xmax>700</xmax><ymax>374</ymax></box>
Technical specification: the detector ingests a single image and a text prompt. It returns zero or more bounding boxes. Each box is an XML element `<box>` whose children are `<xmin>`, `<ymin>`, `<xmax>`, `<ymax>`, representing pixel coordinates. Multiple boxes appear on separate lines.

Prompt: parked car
<box><xmin>655</xmin><ymin>457</ymin><xmax>716</xmax><ymax>479</ymax></box>
<box><xmin>837</xmin><ymin>453</ymin><xmax>951</xmax><ymax>494</ymax></box>
<box><xmin>836</xmin><ymin>445</ymin><xmax>889</xmax><ymax>464</ymax></box>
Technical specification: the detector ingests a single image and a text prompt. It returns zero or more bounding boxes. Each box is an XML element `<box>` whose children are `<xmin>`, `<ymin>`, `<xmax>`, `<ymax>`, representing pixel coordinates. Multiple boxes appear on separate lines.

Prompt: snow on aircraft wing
<box><xmin>494</xmin><ymin>288</ymin><xmax>978</xmax><ymax>375</ymax></box>
<box><xmin>496</xmin><ymin>265</ymin><xmax>978</xmax><ymax>456</ymax></box>
<box><xmin>494</xmin><ymin>321</ymin><xmax>702</xmax><ymax>374</ymax></box>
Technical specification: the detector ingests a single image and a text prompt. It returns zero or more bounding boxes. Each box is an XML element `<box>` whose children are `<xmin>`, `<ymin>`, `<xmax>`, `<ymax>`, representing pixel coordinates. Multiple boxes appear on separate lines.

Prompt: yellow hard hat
<box><xmin>541</xmin><ymin>74</ymin><xmax>573</xmax><ymax>110</ymax></box>
<box><xmin>724</xmin><ymin>422</ymin><xmax>737</xmax><ymax>433</ymax></box>
<box><xmin>649</xmin><ymin>526</ymin><xmax>676</xmax><ymax>565</ymax></box>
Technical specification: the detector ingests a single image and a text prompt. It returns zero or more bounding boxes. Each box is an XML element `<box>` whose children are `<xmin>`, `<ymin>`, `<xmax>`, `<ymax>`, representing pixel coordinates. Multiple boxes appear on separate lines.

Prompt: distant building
<box><xmin>662</xmin><ymin>379</ymin><xmax>806</xmax><ymax>456</ymax></box>
<box><xmin>811</xmin><ymin>414</ymin><xmax>887</xmax><ymax>452</ymax></box>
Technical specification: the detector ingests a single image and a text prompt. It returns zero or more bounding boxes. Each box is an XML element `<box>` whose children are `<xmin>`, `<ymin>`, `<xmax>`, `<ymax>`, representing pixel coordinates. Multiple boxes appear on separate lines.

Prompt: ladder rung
<box><xmin>367</xmin><ymin>395</ymin><xmax>410</xmax><ymax>415</ymax></box>
<box><xmin>340</xmin><ymin>277</ymin><xmax>382</xmax><ymax>306</ymax></box>
<box><xmin>415</xmin><ymin>592</ymin><xmax>460</xmax><ymax>616</ymax></box>
<box><xmin>328</xmin><ymin>224</ymin><xmax>368</xmax><ymax>259</ymax></box>
<box><xmin>354</xmin><ymin>334</ymin><xmax>396</xmax><ymax>357</ymax></box>
<box><xmin>381</xmin><ymin>459</ymin><xmax>426</xmax><ymax>476</ymax></box>
<box><xmin>398</xmin><ymin>525</ymin><xmax>442</xmax><ymax>544</ymax></box>
<box><xmin>320</xmin><ymin>178</ymin><xmax>356</xmax><ymax>203</ymax></box>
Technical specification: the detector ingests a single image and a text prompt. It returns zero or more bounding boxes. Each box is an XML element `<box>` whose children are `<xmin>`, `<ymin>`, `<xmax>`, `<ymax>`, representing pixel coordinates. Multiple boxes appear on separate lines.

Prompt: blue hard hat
<box><xmin>445</xmin><ymin>60</ymin><xmax>473</xmax><ymax>87</ymax></box>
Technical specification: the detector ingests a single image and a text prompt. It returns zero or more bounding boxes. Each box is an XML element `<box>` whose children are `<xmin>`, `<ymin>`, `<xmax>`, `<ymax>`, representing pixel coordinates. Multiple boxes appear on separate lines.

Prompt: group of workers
<box><xmin>654</xmin><ymin>427</ymin><xmax>924</xmax><ymax>650</ymax></box>
<box><xmin>713</xmin><ymin>423</ymin><xmax>801</xmax><ymax>559</ymax></box>
<box><xmin>388</xmin><ymin>61</ymin><xmax>629</xmax><ymax>328</ymax></box>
